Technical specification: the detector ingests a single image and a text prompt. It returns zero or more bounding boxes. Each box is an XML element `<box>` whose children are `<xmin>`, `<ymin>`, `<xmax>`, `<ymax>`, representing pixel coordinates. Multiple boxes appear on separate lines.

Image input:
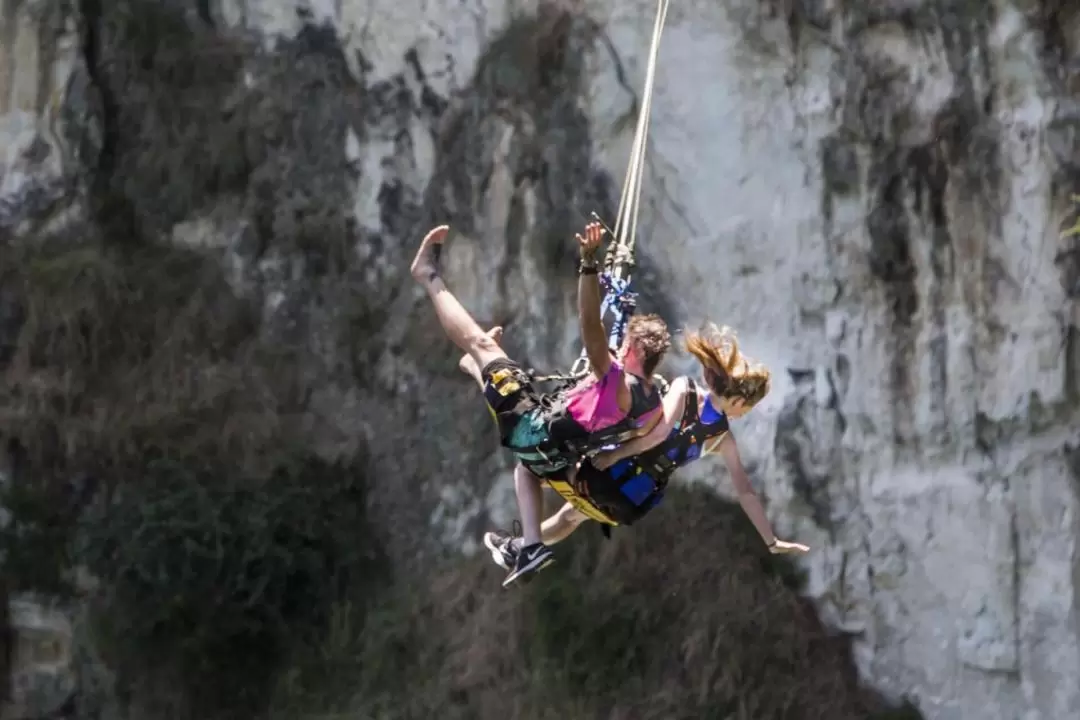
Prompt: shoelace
<box><xmin>495</xmin><ymin>520</ymin><xmax>523</xmax><ymax>555</ymax></box>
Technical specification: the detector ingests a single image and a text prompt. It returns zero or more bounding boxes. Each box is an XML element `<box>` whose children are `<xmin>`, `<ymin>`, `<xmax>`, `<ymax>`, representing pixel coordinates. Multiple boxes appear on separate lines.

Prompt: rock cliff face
<box><xmin>1</xmin><ymin>0</ymin><xmax>1077</xmax><ymax>718</ymax></box>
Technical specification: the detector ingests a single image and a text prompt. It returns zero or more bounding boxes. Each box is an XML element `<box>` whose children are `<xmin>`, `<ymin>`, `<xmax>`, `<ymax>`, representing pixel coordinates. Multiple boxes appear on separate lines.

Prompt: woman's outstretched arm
<box><xmin>714</xmin><ymin>433</ymin><xmax>809</xmax><ymax>554</ymax></box>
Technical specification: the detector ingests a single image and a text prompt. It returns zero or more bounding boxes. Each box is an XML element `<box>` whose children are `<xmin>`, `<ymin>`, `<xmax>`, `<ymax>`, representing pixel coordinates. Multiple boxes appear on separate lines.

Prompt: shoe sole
<box><xmin>483</xmin><ymin>533</ymin><xmax>513</xmax><ymax>570</ymax></box>
<box><xmin>502</xmin><ymin>553</ymin><xmax>555</xmax><ymax>588</ymax></box>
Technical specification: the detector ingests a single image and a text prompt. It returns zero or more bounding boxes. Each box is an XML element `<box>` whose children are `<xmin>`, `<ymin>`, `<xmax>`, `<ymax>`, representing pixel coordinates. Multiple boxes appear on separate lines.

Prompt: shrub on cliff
<box><xmin>0</xmin><ymin>235</ymin><xmax>386</xmax><ymax>718</ymax></box>
<box><xmin>273</xmin><ymin>485</ymin><xmax>922</xmax><ymax>720</ymax></box>
<box><xmin>80</xmin><ymin>448</ymin><xmax>383</xmax><ymax>718</ymax></box>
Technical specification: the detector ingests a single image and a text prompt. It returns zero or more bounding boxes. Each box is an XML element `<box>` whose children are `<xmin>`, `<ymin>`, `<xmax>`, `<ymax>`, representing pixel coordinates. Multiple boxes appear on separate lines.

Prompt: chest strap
<box><xmin>646</xmin><ymin>380</ymin><xmax>701</xmax><ymax>479</ymax></box>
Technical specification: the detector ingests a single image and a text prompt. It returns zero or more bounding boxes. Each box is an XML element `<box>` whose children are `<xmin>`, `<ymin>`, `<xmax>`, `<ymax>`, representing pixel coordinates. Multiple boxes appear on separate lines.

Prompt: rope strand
<box><xmin>522</xmin><ymin>3</ymin><xmax>672</xmax><ymax>510</ymax></box>
<box><xmin>559</xmin><ymin>0</ymin><xmax>668</xmax><ymax>382</ymax></box>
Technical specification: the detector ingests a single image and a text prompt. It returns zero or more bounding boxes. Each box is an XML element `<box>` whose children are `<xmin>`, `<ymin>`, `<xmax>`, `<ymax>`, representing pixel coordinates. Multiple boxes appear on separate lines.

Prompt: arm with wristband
<box><xmin>716</xmin><ymin>434</ymin><xmax>809</xmax><ymax>554</ymax></box>
<box><xmin>576</xmin><ymin>222</ymin><xmax>611</xmax><ymax>380</ymax></box>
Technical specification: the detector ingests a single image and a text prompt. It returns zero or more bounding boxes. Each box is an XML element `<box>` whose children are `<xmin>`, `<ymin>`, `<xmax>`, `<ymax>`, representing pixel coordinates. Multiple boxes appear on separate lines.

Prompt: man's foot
<box><xmin>502</xmin><ymin>542</ymin><xmax>554</xmax><ymax>588</ymax></box>
<box><xmin>483</xmin><ymin>528</ymin><xmax>518</xmax><ymax>570</ymax></box>
<box><xmin>410</xmin><ymin>225</ymin><xmax>449</xmax><ymax>283</ymax></box>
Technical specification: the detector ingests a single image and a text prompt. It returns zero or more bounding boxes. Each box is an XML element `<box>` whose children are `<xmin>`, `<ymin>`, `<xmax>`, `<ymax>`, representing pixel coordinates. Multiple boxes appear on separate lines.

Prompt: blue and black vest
<box><xmin>572</xmin><ymin>379</ymin><xmax>730</xmax><ymax>526</ymax></box>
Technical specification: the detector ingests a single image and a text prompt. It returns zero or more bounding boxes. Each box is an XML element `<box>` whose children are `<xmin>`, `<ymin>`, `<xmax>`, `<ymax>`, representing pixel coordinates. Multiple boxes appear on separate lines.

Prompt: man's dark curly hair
<box><xmin>625</xmin><ymin>314</ymin><xmax>671</xmax><ymax>376</ymax></box>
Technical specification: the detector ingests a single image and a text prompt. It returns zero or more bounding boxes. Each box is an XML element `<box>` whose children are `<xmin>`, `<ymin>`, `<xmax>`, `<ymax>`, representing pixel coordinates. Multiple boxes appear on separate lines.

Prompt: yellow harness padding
<box><xmin>547</xmin><ymin>404</ymin><xmax>728</xmax><ymax>528</ymax></box>
<box><xmin>546</xmin><ymin>477</ymin><xmax>619</xmax><ymax>526</ymax></box>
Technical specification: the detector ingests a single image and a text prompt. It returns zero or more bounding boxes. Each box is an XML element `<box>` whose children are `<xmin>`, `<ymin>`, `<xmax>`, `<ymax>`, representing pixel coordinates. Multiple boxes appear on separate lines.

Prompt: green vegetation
<box><xmin>268</xmin><ymin>487</ymin><xmax>921</xmax><ymax>720</ymax></box>
<box><xmin>1062</xmin><ymin>194</ymin><xmax>1080</xmax><ymax>237</ymax></box>
<box><xmin>0</xmin><ymin>237</ymin><xmax>386</xmax><ymax>718</ymax></box>
<box><xmin>82</xmin><ymin>450</ymin><xmax>381</xmax><ymax>718</ymax></box>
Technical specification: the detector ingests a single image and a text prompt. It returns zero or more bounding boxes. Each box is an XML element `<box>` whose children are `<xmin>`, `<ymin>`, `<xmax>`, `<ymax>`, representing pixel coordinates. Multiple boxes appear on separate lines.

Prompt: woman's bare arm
<box><xmin>716</xmin><ymin>434</ymin><xmax>809</xmax><ymax>554</ymax></box>
<box><xmin>592</xmin><ymin>376</ymin><xmax>690</xmax><ymax>468</ymax></box>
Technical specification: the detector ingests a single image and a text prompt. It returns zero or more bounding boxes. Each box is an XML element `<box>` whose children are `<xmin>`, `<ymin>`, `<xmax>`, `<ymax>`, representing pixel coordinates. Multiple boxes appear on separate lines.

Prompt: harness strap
<box><xmin>647</xmin><ymin>379</ymin><xmax>701</xmax><ymax>479</ymax></box>
<box><xmin>527</xmin><ymin>368</ymin><xmax>587</xmax><ymax>386</ymax></box>
<box><xmin>681</xmin><ymin>381</ymin><xmax>700</xmax><ymax>428</ymax></box>
<box><xmin>547</xmin><ymin>476</ymin><xmax>619</xmax><ymax>525</ymax></box>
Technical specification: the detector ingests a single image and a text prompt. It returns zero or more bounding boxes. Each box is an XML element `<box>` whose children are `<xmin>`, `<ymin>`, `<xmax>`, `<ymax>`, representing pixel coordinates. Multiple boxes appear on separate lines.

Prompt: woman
<box><xmin>412</xmin><ymin>222</ymin><xmax>672</xmax><ymax>586</ymax></box>
<box><xmin>483</xmin><ymin>324</ymin><xmax>810</xmax><ymax>573</ymax></box>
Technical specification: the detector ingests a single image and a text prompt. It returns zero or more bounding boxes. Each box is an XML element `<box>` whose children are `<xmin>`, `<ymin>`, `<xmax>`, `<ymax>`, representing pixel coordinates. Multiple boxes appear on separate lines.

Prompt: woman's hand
<box><xmin>768</xmin><ymin>539</ymin><xmax>810</xmax><ymax>555</ymax></box>
<box><xmin>591</xmin><ymin>450</ymin><xmax>618</xmax><ymax>470</ymax></box>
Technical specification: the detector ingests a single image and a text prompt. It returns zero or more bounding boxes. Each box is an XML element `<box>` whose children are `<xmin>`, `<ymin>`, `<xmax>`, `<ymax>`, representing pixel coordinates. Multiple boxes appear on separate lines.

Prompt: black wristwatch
<box><xmin>578</xmin><ymin>256</ymin><xmax>598</xmax><ymax>275</ymax></box>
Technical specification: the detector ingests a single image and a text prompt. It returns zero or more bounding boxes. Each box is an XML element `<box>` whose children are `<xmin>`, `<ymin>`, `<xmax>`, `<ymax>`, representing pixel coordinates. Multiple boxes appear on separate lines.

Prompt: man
<box><xmin>411</xmin><ymin>222</ymin><xmax>671</xmax><ymax>586</ymax></box>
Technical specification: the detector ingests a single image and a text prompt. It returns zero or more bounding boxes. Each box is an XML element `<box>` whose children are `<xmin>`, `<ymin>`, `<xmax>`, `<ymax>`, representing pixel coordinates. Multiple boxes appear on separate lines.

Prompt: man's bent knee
<box><xmin>469</xmin><ymin>332</ymin><xmax>507</xmax><ymax>368</ymax></box>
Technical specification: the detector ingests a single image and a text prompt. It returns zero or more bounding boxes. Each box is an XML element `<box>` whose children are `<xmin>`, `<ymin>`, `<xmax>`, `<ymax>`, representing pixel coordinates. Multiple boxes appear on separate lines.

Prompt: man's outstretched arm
<box><xmin>577</xmin><ymin>221</ymin><xmax>612</xmax><ymax>379</ymax></box>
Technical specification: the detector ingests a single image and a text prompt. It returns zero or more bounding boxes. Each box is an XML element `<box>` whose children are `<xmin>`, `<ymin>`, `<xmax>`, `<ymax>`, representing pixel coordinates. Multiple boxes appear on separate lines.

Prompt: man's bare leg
<box><xmin>514</xmin><ymin>467</ymin><xmax>590</xmax><ymax>547</ymax></box>
<box><xmin>498</xmin><ymin>463</ymin><xmax>560</xmax><ymax>586</ymax></box>
<box><xmin>459</xmin><ymin>327</ymin><xmax>503</xmax><ymax>389</ymax></box>
<box><xmin>461</xmin><ymin>328</ymin><xmax>553</xmax><ymax>546</ymax></box>
<box><xmin>411</xmin><ymin>225</ymin><xmax>505</xmax><ymax>371</ymax></box>
<box><xmin>514</xmin><ymin>463</ymin><xmax>545</xmax><ymax>547</ymax></box>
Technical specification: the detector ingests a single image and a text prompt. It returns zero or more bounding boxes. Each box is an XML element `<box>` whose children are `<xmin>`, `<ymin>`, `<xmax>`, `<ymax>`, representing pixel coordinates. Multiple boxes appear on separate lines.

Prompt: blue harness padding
<box><xmin>608</xmin><ymin>454</ymin><xmax>664</xmax><ymax>510</ymax></box>
<box><xmin>606</xmin><ymin>393</ymin><xmax>725</xmax><ymax>509</ymax></box>
<box><xmin>617</xmin><ymin>471</ymin><xmax>663</xmax><ymax>508</ymax></box>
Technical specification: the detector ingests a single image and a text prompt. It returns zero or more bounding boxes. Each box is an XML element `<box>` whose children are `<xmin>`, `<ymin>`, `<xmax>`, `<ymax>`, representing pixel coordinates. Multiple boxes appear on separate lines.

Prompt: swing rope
<box><xmin>562</xmin><ymin>0</ymin><xmax>669</xmax><ymax>380</ymax></box>
<box><xmin>531</xmin><ymin>0</ymin><xmax>668</xmax><ymax>387</ymax></box>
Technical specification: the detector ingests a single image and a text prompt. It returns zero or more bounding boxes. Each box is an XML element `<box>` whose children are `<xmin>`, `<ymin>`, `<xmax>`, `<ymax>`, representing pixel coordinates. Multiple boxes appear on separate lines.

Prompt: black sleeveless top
<box><xmin>544</xmin><ymin>369</ymin><xmax>661</xmax><ymax>458</ymax></box>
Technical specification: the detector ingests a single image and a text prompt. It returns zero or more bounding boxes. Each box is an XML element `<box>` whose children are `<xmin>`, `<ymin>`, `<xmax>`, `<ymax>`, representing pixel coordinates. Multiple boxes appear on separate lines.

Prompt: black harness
<box><xmin>579</xmin><ymin>380</ymin><xmax>730</xmax><ymax>527</ymax></box>
<box><xmin>522</xmin><ymin>373</ymin><xmax>662</xmax><ymax>474</ymax></box>
<box><xmin>635</xmin><ymin>382</ymin><xmax>728</xmax><ymax>478</ymax></box>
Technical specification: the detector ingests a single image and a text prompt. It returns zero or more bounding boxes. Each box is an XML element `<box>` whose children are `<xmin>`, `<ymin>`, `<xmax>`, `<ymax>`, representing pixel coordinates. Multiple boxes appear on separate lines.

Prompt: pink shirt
<box><xmin>564</xmin><ymin>361</ymin><xmax>629</xmax><ymax>432</ymax></box>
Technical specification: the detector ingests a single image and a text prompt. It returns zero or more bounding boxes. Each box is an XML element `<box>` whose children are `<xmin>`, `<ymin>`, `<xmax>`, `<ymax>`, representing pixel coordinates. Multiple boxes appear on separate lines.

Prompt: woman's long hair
<box><xmin>683</xmin><ymin>324</ymin><xmax>770</xmax><ymax>407</ymax></box>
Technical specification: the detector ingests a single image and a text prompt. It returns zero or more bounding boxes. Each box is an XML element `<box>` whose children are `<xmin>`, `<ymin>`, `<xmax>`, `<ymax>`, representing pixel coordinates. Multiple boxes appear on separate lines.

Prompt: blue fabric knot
<box><xmin>600</xmin><ymin>272</ymin><xmax>637</xmax><ymax>351</ymax></box>
<box><xmin>571</xmin><ymin>268</ymin><xmax>637</xmax><ymax>369</ymax></box>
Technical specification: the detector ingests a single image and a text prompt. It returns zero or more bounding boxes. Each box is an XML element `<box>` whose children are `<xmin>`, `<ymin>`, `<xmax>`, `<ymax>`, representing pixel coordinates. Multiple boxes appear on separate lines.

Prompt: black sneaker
<box><xmin>502</xmin><ymin>542</ymin><xmax>554</xmax><ymax>587</ymax></box>
<box><xmin>483</xmin><ymin>528</ymin><xmax>518</xmax><ymax>570</ymax></box>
